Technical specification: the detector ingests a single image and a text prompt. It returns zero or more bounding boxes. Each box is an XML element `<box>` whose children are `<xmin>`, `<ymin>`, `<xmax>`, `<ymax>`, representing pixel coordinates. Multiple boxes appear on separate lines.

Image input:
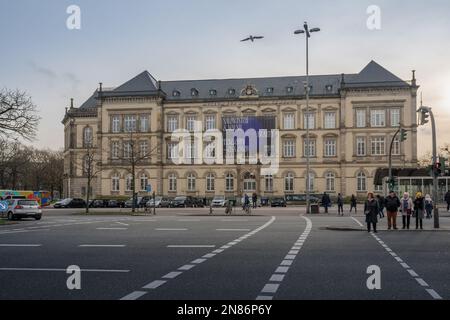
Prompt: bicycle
<box><xmin>242</xmin><ymin>204</ymin><xmax>251</xmax><ymax>215</ymax></box>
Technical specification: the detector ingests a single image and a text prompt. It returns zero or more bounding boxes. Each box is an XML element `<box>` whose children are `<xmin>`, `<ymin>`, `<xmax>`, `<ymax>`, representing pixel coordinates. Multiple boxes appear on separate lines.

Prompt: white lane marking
<box><xmin>79</xmin><ymin>245</ymin><xmax>126</xmax><ymax>248</ymax></box>
<box><xmin>156</xmin><ymin>228</ymin><xmax>188</xmax><ymax>231</ymax></box>
<box><xmin>191</xmin><ymin>259</ymin><xmax>207</xmax><ymax>264</ymax></box>
<box><xmin>163</xmin><ymin>272</ymin><xmax>182</xmax><ymax>279</ymax></box>
<box><xmin>115</xmin><ymin>222</ymin><xmax>129</xmax><ymax>226</ymax></box>
<box><xmin>256</xmin><ymin>216</ymin><xmax>312</xmax><ymax>300</ymax></box>
<box><xmin>143</xmin><ymin>280</ymin><xmax>167</xmax><ymax>289</ymax></box>
<box><xmin>120</xmin><ymin>216</ymin><xmax>277</xmax><ymax>300</ymax></box>
<box><xmin>351</xmin><ymin>217</ymin><xmax>364</xmax><ymax>227</ymax></box>
<box><xmin>0</xmin><ymin>244</ymin><xmax>41</xmax><ymax>247</ymax></box>
<box><xmin>426</xmin><ymin>289</ymin><xmax>443</xmax><ymax>300</ymax></box>
<box><xmin>177</xmin><ymin>219</ymin><xmax>201</xmax><ymax>222</ymax></box>
<box><xmin>0</xmin><ymin>229</ymin><xmax>50</xmax><ymax>235</ymax></box>
<box><xmin>407</xmin><ymin>269</ymin><xmax>419</xmax><ymax>277</ymax></box>
<box><xmin>0</xmin><ymin>268</ymin><xmax>129</xmax><ymax>273</ymax></box>
<box><xmin>416</xmin><ymin>278</ymin><xmax>429</xmax><ymax>287</ymax></box>
<box><xmin>221</xmin><ymin>219</ymin><xmax>248</xmax><ymax>222</ymax></box>
<box><xmin>216</xmin><ymin>229</ymin><xmax>251</xmax><ymax>232</ymax></box>
<box><xmin>167</xmin><ymin>245</ymin><xmax>215</xmax><ymax>248</ymax></box>
<box><xmin>120</xmin><ymin>291</ymin><xmax>147</xmax><ymax>301</ymax></box>
<box><xmin>96</xmin><ymin>228</ymin><xmax>128</xmax><ymax>230</ymax></box>
<box><xmin>400</xmin><ymin>263</ymin><xmax>410</xmax><ymax>269</ymax></box>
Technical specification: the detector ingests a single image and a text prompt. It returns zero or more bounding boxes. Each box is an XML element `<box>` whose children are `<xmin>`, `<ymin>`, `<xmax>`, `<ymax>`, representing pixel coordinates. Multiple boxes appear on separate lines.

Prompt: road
<box><xmin>0</xmin><ymin>207</ymin><xmax>449</xmax><ymax>300</ymax></box>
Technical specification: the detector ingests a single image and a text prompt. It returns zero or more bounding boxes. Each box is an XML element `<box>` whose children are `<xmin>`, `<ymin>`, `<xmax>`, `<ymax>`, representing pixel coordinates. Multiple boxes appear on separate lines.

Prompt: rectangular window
<box><xmin>167</xmin><ymin>143</ymin><xmax>178</xmax><ymax>160</ymax></box>
<box><xmin>356</xmin><ymin>110</ymin><xmax>366</xmax><ymax>128</ymax></box>
<box><xmin>304</xmin><ymin>113</ymin><xmax>315</xmax><ymax>130</ymax></box>
<box><xmin>392</xmin><ymin>137</ymin><xmax>401</xmax><ymax>156</ymax></box>
<box><xmin>205</xmin><ymin>142</ymin><xmax>216</xmax><ymax>159</ymax></box>
<box><xmin>356</xmin><ymin>137</ymin><xmax>366</xmax><ymax>156</ymax></box>
<box><xmin>112</xmin><ymin>116</ymin><xmax>121</xmax><ymax>133</ymax></box>
<box><xmin>111</xmin><ymin>141</ymin><xmax>120</xmax><ymax>159</ymax></box>
<box><xmin>123</xmin><ymin>142</ymin><xmax>132</xmax><ymax>159</ymax></box>
<box><xmin>390</xmin><ymin>109</ymin><xmax>400</xmax><ymax>127</ymax></box>
<box><xmin>186</xmin><ymin>142</ymin><xmax>196</xmax><ymax>159</ymax></box>
<box><xmin>283</xmin><ymin>140</ymin><xmax>296</xmax><ymax>158</ymax></box>
<box><xmin>124</xmin><ymin>115</ymin><xmax>137</xmax><ymax>132</ymax></box>
<box><xmin>112</xmin><ymin>177</ymin><xmax>120</xmax><ymax>192</ymax></box>
<box><xmin>205</xmin><ymin>115</ymin><xmax>216</xmax><ymax>130</ymax></box>
<box><xmin>370</xmin><ymin>110</ymin><xmax>386</xmax><ymax>127</ymax></box>
<box><xmin>284</xmin><ymin>113</ymin><xmax>295</xmax><ymax>130</ymax></box>
<box><xmin>371</xmin><ymin>137</ymin><xmax>386</xmax><ymax>156</ymax></box>
<box><xmin>167</xmin><ymin>116</ymin><xmax>178</xmax><ymax>132</ymax></box>
<box><xmin>304</xmin><ymin>140</ymin><xmax>316</xmax><ymax>157</ymax></box>
<box><xmin>186</xmin><ymin>115</ymin><xmax>197</xmax><ymax>132</ymax></box>
<box><xmin>324</xmin><ymin>112</ymin><xmax>336</xmax><ymax>129</ymax></box>
<box><xmin>140</xmin><ymin>141</ymin><xmax>148</xmax><ymax>158</ymax></box>
<box><xmin>140</xmin><ymin>115</ymin><xmax>150</xmax><ymax>133</ymax></box>
<box><xmin>324</xmin><ymin>139</ymin><xmax>337</xmax><ymax>157</ymax></box>
<box><xmin>265</xmin><ymin>175</ymin><xmax>274</xmax><ymax>192</ymax></box>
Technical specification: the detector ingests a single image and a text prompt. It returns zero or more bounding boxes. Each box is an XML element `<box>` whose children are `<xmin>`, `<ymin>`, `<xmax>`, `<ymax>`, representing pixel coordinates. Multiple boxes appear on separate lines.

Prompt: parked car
<box><xmin>211</xmin><ymin>195</ymin><xmax>226</xmax><ymax>207</ymax></box>
<box><xmin>124</xmin><ymin>196</ymin><xmax>151</xmax><ymax>208</ymax></box>
<box><xmin>107</xmin><ymin>200</ymin><xmax>120</xmax><ymax>208</ymax></box>
<box><xmin>270</xmin><ymin>197</ymin><xmax>287</xmax><ymax>207</ymax></box>
<box><xmin>53</xmin><ymin>198</ymin><xmax>86</xmax><ymax>208</ymax></box>
<box><xmin>146</xmin><ymin>197</ymin><xmax>171</xmax><ymax>208</ymax></box>
<box><xmin>89</xmin><ymin>199</ymin><xmax>106</xmax><ymax>208</ymax></box>
<box><xmin>5</xmin><ymin>199</ymin><xmax>42</xmax><ymax>220</ymax></box>
<box><xmin>285</xmin><ymin>194</ymin><xmax>320</xmax><ymax>205</ymax></box>
<box><xmin>171</xmin><ymin>196</ymin><xmax>196</xmax><ymax>208</ymax></box>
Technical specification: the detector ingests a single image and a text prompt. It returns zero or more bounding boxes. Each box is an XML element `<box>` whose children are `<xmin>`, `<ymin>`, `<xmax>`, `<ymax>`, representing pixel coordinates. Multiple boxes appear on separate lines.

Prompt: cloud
<box><xmin>28</xmin><ymin>61</ymin><xmax>57</xmax><ymax>80</ymax></box>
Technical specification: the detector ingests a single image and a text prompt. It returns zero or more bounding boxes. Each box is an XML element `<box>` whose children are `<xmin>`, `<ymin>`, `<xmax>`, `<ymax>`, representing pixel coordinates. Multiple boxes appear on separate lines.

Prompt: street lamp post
<box><xmin>295</xmin><ymin>22</ymin><xmax>320</xmax><ymax>214</ymax></box>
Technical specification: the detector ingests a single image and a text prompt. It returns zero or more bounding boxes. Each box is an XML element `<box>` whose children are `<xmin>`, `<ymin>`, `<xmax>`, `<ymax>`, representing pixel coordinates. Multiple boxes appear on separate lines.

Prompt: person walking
<box><xmin>400</xmin><ymin>192</ymin><xmax>413</xmax><ymax>229</ymax></box>
<box><xmin>445</xmin><ymin>191</ymin><xmax>450</xmax><ymax>212</ymax></box>
<box><xmin>424</xmin><ymin>194</ymin><xmax>433</xmax><ymax>219</ymax></box>
<box><xmin>252</xmin><ymin>193</ymin><xmax>257</xmax><ymax>209</ymax></box>
<box><xmin>414</xmin><ymin>192</ymin><xmax>425</xmax><ymax>230</ymax></box>
<box><xmin>321</xmin><ymin>192</ymin><xmax>331</xmax><ymax>214</ymax></box>
<box><xmin>364</xmin><ymin>193</ymin><xmax>379</xmax><ymax>233</ymax></box>
<box><xmin>384</xmin><ymin>191</ymin><xmax>401</xmax><ymax>230</ymax></box>
<box><xmin>377</xmin><ymin>195</ymin><xmax>385</xmax><ymax>218</ymax></box>
<box><xmin>350</xmin><ymin>195</ymin><xmax>357</xmax><ymax>213</ymax></box>
<box><xmin>337</xmin><ymin>193</ymin><xmax>344</xmax><ymax>216</ymax></box>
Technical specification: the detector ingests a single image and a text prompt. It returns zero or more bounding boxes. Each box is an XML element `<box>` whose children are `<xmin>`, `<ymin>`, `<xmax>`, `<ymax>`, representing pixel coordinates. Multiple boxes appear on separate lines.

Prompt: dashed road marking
<box><xmin>0</xmin><ymin>244</ymin><xmax>42</xmax><ymax>247</ymax></box>
<box><xmin>156</xmin><ymin>228</ymin><xmax>188</xmax><ymax>231</ymax></box>
<box><xmin>167</xmin><ymin>245</ymin><xmax>215</xmax><ymax>248</ymax></box>
<box><xmin>79</xmin><ymin>244</ymin><xmax>126</xmax><ymax>248</ymax></box>
<box><xmin>120</xmin><ymin>291</ymin><xmax>147</xmax><ymax>301</ymax></box>
<box><xmin>0</xmin><ymin>268</ymin><xmax>129</xmax><ymax>273</ymax></box>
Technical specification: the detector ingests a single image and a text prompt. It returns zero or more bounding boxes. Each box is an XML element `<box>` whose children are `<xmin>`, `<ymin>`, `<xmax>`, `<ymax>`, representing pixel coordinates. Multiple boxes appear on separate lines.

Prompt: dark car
<box><xmin>171</xmin><ymin>196</ymin><xmax>196</xmax><ymax>208</ymax></box>
<box><xmin>54</xmin><ymin>198</ymin><xmax>86</xmax><ymax>208</ymax></box>
<box><xmin>89</xmin><ymin>199</ymin><xmax>106</xmax><ymax>208</ymax></box>
<box><xmin>107</xmin><ymin>200</ymin><xmax>120</xmax><ymax>208</ymax></box>
<box><xmin>285</xmin><ymin>194</ymin><xmax>320</xmax><ymax>205</ymax></box>
<box><xmin>271</xmin><ymin>197</ymin><xmax>287</xmax><ymax>207</ymax></box>
<box><xmin>124</xmin><ymin>196</ymin><xmax>151</xmax><ymax>208</ymax></box>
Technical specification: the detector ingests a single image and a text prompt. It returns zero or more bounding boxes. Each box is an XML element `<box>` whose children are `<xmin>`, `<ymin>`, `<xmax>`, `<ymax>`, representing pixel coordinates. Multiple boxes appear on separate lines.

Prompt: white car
<box><xmin>5</xmin><ymin>199</ymin><xmax>42</xmax><ymax>221</ymax></box>
<box><xmin>211</xmin><ymin>196</ymin><xmax>226</xmax><ymax>207</ymax></box>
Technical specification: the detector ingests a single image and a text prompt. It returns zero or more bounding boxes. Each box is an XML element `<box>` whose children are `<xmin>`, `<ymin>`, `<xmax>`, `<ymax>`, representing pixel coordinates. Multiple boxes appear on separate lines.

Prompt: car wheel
<box><xmin>35</xmin><ymin>215</ymin><xmax>42</xmax><ymax>221</ymax></box>
<box><xmin>7</xmin><ymin>212</ymin><xmax>13</xmax><ymax>221</ymax></box>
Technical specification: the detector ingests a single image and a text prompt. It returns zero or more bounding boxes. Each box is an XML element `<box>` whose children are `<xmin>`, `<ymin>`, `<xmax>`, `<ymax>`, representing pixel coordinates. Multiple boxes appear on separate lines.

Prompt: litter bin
<box><xmin>310</xmin><ymin>204</ymin><xmax>320</xmax><ymax>214</ymax></box>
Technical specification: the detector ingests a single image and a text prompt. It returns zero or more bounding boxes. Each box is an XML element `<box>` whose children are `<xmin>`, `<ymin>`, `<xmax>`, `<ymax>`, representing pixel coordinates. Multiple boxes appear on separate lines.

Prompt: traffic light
<box><xmin>420</xmin><ymin>109</ymin><xmax>430</xmax><ymax>125</ymax></box>
<box><xmin>434</xmin><ymin>161</ymin><xmax>442</xmax><ymax>177</ymax></box>
<box><xmin>400</xmin><ymin>129</ymin><xmax>408</xmax><ymax>142</ymax></box>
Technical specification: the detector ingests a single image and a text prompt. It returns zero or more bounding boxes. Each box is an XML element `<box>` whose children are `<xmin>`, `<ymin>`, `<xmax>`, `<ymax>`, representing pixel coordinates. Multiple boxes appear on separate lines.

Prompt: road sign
<box><xmin>146</xmin><ymin>185</ymin><xmax>152</xmax><ymax>193</ymax></box>
<box><xmin>0</xmin><ymin>201</ymin><xmax>8</xmax><ymax>212</ymax></box>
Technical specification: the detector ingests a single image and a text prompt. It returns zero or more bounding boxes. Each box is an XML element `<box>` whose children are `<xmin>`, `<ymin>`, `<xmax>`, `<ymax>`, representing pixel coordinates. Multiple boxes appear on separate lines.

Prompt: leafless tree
<box><xmin>0</xmin><ymin>88</ymin><xmax>40</xmax><ymax>141</ymax></box>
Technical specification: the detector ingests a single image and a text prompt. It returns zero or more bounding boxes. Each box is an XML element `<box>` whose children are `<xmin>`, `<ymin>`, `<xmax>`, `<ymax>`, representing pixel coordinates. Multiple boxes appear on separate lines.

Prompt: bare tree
<box><xmin>0</xmin><ymin>88</ymin><xmax>40</xmax><ymax>141</ymax></box>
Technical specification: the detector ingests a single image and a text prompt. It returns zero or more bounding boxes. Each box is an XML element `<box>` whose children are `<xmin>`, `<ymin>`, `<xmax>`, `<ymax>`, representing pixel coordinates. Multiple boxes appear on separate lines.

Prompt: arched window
<box><xmin>187</xmin><ymin>173</ymin><xmax>196</xmax><ymax>191</ymax></box>
<box><xmin>140</xmin><ymin>174</ymin><xmax>149</xmax><ymax>191</ymax></box>
<box><xmin>357</xmin><ymin>172</ymin><xmax>367</xmax><ymax>192</ymax></box>
<box><xmin>206</xmin><ymin>173</ymin><xmax>215</xmax><ymax>192</ymax></box>
<box><xmin>83</xmin><ymin>127</ymin><xmax>93</xmax><ymax>147</ymax></box>
<box><xmin>168</xmin><ymin>174</ymin><xmax>177</xmax><ymax>192</ymax></box>
<box><xmin>111</xmin><ymin>174</ymin><xmax>120</xmax><ymax>192</ymax></box>
<box><xmin>285</xmin><ymin>173</ymin><xmax>295</xmax><ymax>192</ymax></box>
<box><xmin>325</xmin><ymin>172</ymin><xmax>335</xmax><ymax>192</ymax></box>
<box><xmin>125</xmin><ymin>174</ymin><xmax>133</xmax><ymax>192</ymax></box>
<box><xmin>225</xmin><ymin>173</ymin><xmax>234</xmax><ymax>192</ymax></box>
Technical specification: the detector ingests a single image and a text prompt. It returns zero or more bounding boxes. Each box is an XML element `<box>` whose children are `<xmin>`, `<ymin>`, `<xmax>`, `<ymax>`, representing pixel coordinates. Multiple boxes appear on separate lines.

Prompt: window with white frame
<box><xmin>304</xmin><ymin>139</ymin><xmax>316</xmax><ymax>157</ymax></box>
<box><xmin>125</xmin><ymin>175</ymin><xmax>133</xmax><ymax>192</ymax></box>
<box><xmin>304</xmin><ymin>113</ymin><xmax>315</xmax><ymax>129</ymax></box>
<box><xmin>83</xmin><ymin>127</ymin><xmax>93</xmax><ymax>147</ymax></box>
<box><xmin>111</xmin><ymin>174</ymin><xmax>120</xmax><ymax>192</ymax></box>
<box><xmin>356</xmin><ymin>137</ymin><xmax>366</xmax><ymax>156</ymax></box>
<box><xmin>111</xmin><ymin>141</ymin><xmax>120</xmax><ymax>159</ymax></box>
<box><xmin>285</xmin><ymin>173</ymin><xmax>294</xmax><ymax>192</ymax></box>
<box><xmin>205</xmin><ymin>115</ymin><xmax>216</xmax><ymax>130</ymax></box>
<box><xmin>371</xmin><ymin>137</ymin><xmax>386</xmax><ymax>156</ymax></box>
<box><xmin>325</xmin><ymin>172</ymin><xmax>335</xmax><ymax>192</ymax></box>
<box><xmin>140</xmin><ymin>115</ymin><xmax>150</xmax><ymax>133</ymax></box>
<box><xmin>306</xmin><ymin>172</ymin><xmax>315</xmax><ymax>192</ymax></box>
<box><xmin>225</xmin><ymin>173</ymin><xmax>234</xmax><ymax>192</ymax></box>
<box><xmin>265</xmin><ymin>175</ymin><xmax>274</xmax><ymax>192</ymax></box>
<box><xmin>356</xmin><ymin>109</ymin><xmax>366</xmax><ymax>128</ymax></box>
<box><xmin>123</xmin><ymin>142</ymin><xmax>132</xmax><ymax>159</ymax></box>
<box><xmin>357</xmin><ymin>172</ymin><xmax>367</xmax><ymax>192</ymax></box>
<box><xmin>390</xmin><ymin>109</ymin><xmax>400</xmax><ymax>127</ymax></box>
<box><xmin>139</xmin><ymin>140</ymin><xmax>148</xmax><ymax>158</ymax></box>
<box><xmin>374</xmin><ymin>185</ymin><xmax>383</xmax><ymax>192</ymax></box>
<box><xmin>112</xmin><ymin>116</ymin><xmax>121</xmax><ymax>133</ymax></box>
<box><xmin>167</xmin><ymin>116</ymin><xmax>178</xmax><ymax>132</ymax></box>
<box><xmin>187</xmin><ymin>173</ymin><xmax>196</xmax><ymax>191</ymax></box>
<box><xmin>324</xmin><ymin>112</ymin><xmax>336</xmax><ymax>129</ymax></box>
<box><xmin>124</xmin><ymin>115</ymin><xmax>137</xmax><ymax>132</ymax></box>
<box><xmin>283</xmin><ymin>140</ymin><xmax>296</xmax><ymax>158</ymax></box>
<box><xmin>140</xmin><ymin>174</ymin><xmax>148</xmax><ymax>191</ymax></box>
<box><xmin>370</xmin><ymin>110</ymin><xmax>386</xmax><ymax>127</ymax></box>
<box><xmin>324</xmin><ymin>138</ymin><xmax>337</xmax><ymax>157</ymax></box>
<box><xmin>186</xmin><ymin>115</ymin><xmax>197</xmax><ymax>132</ymax></box>
<box><xmin>205</xmin><ymin>142</ymin><xmax>215</xmax><ymax>159</ymax></box>
<box><xmin>206</xmin><ymin>173</ymin><xmax>215</xmax><ymax>192</ymax></box>
<box><xmin>167</xmin><ymin>143</ymin><xmax>178</xmax><ymax>160</ymax></box>
<box><xmin>392</xmin><ymin>137</ymin><xmax>401</xmax><ymax>156</ymax></box>
<box><xmin>186</xmin><ymin>141</ymin><xmax>197</xmax><ymax>160</ymax></box>
<box><xmin>168</xmin><ymin>174</ymin><xmax>177</xmax><ymax>192</ymax></box>
<box><xmin>284</xmin><ymin>113</ymin><xmax>295</xmax><ymax>130</ymax></box>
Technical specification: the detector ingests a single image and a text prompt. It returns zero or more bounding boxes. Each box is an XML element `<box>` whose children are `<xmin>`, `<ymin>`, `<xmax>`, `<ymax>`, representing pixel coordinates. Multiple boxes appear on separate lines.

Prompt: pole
<box><xmin>152</xmin><ymin>191</ymin><xmax>156</xmax><ymax>215</ymax></box>
<box><xmin>388</xmin><ymin>128</ymin><xmax>401</xmax><ymax>194</ymax></box>
<box><xmin>305</xmin><ymin>29</ymin><xmax>311</xmax><ymax>215</ymax></box>
<box><xmin>430</xmin><ymin>111</ymin><xmax>440</xmax><ymax>229</ymax></box>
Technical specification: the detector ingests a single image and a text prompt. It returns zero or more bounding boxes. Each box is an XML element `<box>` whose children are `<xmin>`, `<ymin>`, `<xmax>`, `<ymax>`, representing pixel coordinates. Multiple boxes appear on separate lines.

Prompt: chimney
<box><xmin>70</xmin><ymin>98</ymin><xmax>74</xmax><ymax>109</ymax></box>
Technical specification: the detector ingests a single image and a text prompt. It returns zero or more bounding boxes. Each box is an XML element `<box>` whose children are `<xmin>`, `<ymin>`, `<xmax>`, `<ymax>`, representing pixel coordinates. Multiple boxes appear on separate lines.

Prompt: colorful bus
<box><xmin>0</xmin><ymin>190</ymin><xmax>52</xmax><ymax>207</ymax></box>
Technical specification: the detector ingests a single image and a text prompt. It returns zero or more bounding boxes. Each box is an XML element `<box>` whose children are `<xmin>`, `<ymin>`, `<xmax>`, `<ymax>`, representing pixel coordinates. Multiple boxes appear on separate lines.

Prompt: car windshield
<box><xmin>174</xmin><ymin>197</ymin><xmax>186</xmax><ymax>201</ymax></box>
<box><xmin>18</xmin><ymin>200</ymin><xmax>39</xmax><ymax>206</ymax></box>
<box><xmin>61</xmin><ymin>199</ymin><xmax>72</xmax><ymax>204</ymax></box>
<box><xmin>213</xmin><ymin>196</ymin><xmax>225</xmax><ymax>200</ymax></box>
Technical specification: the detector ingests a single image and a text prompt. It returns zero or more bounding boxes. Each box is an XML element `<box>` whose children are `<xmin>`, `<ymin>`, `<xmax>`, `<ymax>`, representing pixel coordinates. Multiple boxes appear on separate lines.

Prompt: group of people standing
<box><xmin>364</xmin><ymin>191</ymin><xmax>435</xmax><ymax>233</ymax></box>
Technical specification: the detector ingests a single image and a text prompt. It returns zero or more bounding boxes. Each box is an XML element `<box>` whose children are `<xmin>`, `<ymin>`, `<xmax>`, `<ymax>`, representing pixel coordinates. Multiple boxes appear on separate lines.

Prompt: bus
<box><xmin>0</xmin><ymin>190</ymin><xmax>52</xmax><ymax>207</ymax></box>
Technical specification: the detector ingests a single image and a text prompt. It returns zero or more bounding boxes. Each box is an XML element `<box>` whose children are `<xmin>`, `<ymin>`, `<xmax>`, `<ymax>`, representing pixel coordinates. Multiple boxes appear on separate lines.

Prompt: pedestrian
<box><xmin>384</xmin><ymin>191</ymin><xmax>400</xmax><ymax>230</ymax></box>
<box><xmin>400</xmin><ymin>192</ymin><xmax>413</xmax><ymax>230</ymax></box>
<box><xmin>321</xmin><ymin>192</ymin><xmax>331</xmax><ymax>214</ymax></box>
<box><xmin>424</xmin><ymin>194</ymin><xmax>433</xmax><ymax>219</ymax></box>
<box><xmin>350</xmin><ymin>195</ymin><xmax>357</xmax><ymax>213</ymax></box>
<box><xmin>413</xmin><ymin>192</ymin><xmax>425</xmax><ymax>230</ymax></box>
<box><xmin>445</xmin><ymin>191</ymin><xmax>450</xmax><ymax>212</ymax></box>
<box><xmin>376</xmin><ymin>195</ymin><xmax>385</xmax><ymax>218</ymax></box>
<box><xmin>364</xmin><ymin>193</ymin><xmax>379</xmax><ymax>233</ymax></box>
<box><xmin>252</xmin><ymin>193</ymin><xmax>257</xmax><ymax>209</ymax></box>
<box><xmin>244</xmin><ymin>194</ymin><xmax>250</xmax><ymax>210</ymax></box>
<box><xmin>337</xmin><ymin>193</ymin><xmax>344</xmax><ymax>216</ymax></box>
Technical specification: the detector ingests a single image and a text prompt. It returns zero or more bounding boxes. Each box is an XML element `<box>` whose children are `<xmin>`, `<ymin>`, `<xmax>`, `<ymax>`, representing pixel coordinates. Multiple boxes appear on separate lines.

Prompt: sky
<box><xmin>1</xmin><ymin>0</ymin><xmax>450</xmax><ymax>157</ymax></box>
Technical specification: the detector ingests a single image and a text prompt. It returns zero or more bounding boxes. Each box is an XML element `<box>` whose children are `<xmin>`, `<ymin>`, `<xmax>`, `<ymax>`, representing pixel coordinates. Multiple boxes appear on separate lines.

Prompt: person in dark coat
<box><xmin>384</xmin><ymin>191</ymin><xmax>401</xmax><ymax>230</ymax></box>
<box><xmin>350</xmin><ymin>195</ymin><xmax>357</xmax><ymax>213</ymax></box>
<box><xmin>364</xmin><ymin>192</ymin><xmax>379</xmax><ymax>233</ymax></box>
<box><xmin>414</xmin><ymin>192</ymin><xmax>425</xmax><ymax>230</ymax></box>
<box><xmin>376</xmin><ymin>195</ymin><xmax>385</xmax><ymax>218</ymax></box>
<box><xmin>321</xmin><ymin>192</ymin><xmax>331</xmax><ymax>214</ymax></box>
<box><xmin>337</xmin><ymin>193</ymin><xmax>344</xmax><ymax>216</ymax></box>
<box><xmin>445</xmin><ymin>191</ymin><xmax>450</xmax><ymax>212</ymax></box>
<box><xmin>252</xmin><ymin>193</ymin><xmax>257</xmax><ymax>209</ymax></box>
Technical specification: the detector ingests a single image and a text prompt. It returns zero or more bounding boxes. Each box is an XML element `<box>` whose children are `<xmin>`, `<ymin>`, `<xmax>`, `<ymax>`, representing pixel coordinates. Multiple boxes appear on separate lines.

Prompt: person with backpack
<box><xmin>337</xmin><ymin>193</ymin><xmax>344</xmax><ymax>216</ymax></box>
<box><xmin>350</xmin><ymin>195</ymin><xmax>357</xmax><ymax>213</ymax></box>
<box><xmin>424</xmin><ymin>194</ymin><xmax>433</xmax><ymax>219</ymax></box>
<box><xmin>384</xmin><ymin>191</ymin><xmax>400</xmax><ymax>230</ymax></box>
<box><xmin>414</xmin><ymin>192</ymin><xmax>425</xmax><ymax>230</ymax></box>
<box><xmin>399</xmin><ymin>192</ymin><xmax>413</xmax><ymax>230</ymax></box>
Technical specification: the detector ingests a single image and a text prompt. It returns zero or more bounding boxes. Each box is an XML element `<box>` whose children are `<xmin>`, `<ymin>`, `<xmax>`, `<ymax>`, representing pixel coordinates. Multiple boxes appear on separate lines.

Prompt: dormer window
<box><xmin>325</xmin><ymin>84</ymin><xmax>333</xmax><ymax>92</ymax></box>
<box><xmin>172</xmin><ymin>90</ymin><xmax>181</xmax><ymax>97</ymax></box>
<box><xmin>210</xmin><ymin>89</ymin><xmax>217</xmax><ymax>96</ymax></box>
<box><xmin>286</xmin><ymin>86</ymin><xmax>294</xmax><ymax>94</ymax></box>
<box><xmin>191</xmin><ymin>89</ymin><xmax>199</xmax><ymax>97</ymax></box>
<box><xmin>266</xmin><ymin>87</ymin><xmax>274</xmax><ymax>94</ymax></box>
<box><xmin>228</xmin><ymin>88</ymin><xmax>236</xmax><ymax>96</ymax></box>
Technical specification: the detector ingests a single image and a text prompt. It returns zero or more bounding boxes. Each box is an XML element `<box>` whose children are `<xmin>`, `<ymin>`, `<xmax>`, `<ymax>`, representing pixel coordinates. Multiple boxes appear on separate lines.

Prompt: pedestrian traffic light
<box><xmin>400</xmin><ymin>128</ymin><xmax>408</xmax><ymax>142</ymax></box>
<box><xmin>419</xmin><ymin>109</ymin><xmax>430</xmax><ymax>125</ymax></box>
<box><xmin>434</xmin><ymin>162</ymin><xmax>442</xmax><ymax>177</ymax></box>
